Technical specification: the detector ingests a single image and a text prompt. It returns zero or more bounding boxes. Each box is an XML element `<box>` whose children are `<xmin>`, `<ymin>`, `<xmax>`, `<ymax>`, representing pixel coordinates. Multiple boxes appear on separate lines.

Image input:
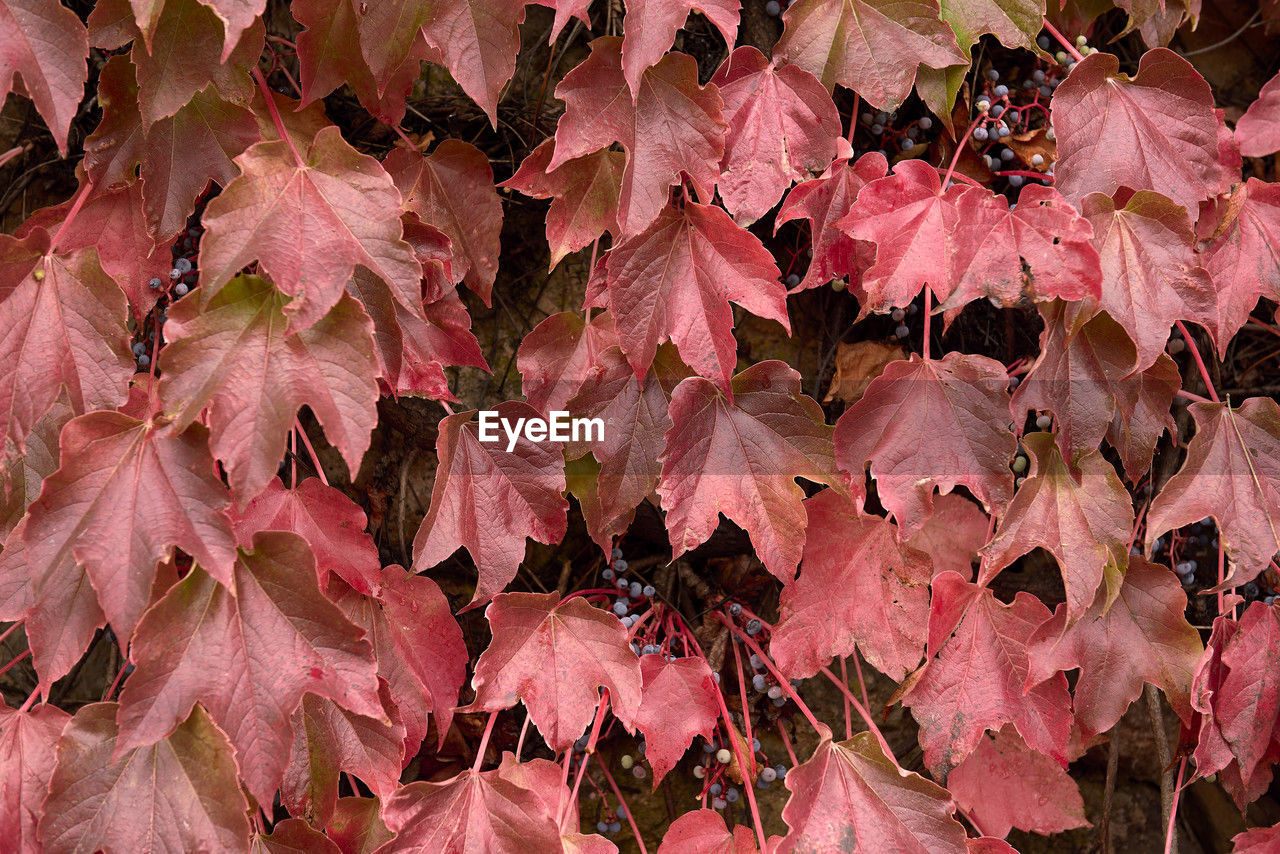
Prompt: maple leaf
<box><xmin>115</xmin><ymin>532</ymin><xmax>384</xmax><ymax>805</ymax></box>
<box><xmin>329</xmin><ymin>566</ymin><xmax>469</xmax><ymax>759</ymax></box>
<box><xmin>0</xmin><ymin>702</ymin><xmax>69</xmax><ymax>850</ymax></box>
<box><xmin>0</xmin><ymin>0</ymin><xmax>89</xmax><ymax>154</ymax></box>
<box><xmin>937</xmin><ymin>0</ymin><xmax>1045</xmax><ymax>52</ymax></box>
<box><xmin>494</xmin><ymin>754</ymin><xmax>617</xmax><ymax>852</ymax></box>
<box><xmin>980</xmin><ymin>432</ymin><xmax>1132</xmax><ymax>620</ymax></box>
<box><xmin>771</xmin><ymin>490</ymin><xmax>932</xmax><ymax>681</ymax></box>
<box><xmin>776</xmin><ymin>726</ymin><xmax>969</xmax><ymax>853</ymax></box>
<box><xmin>1027</xmin><ymin>555</ymin><xmax>1202</xmax><ymax>737</ymax></box>
<box><xmin>656</xmin><ymin>809</ymin><xmax>758</xmax><ymax>854</ymax></box>
<box><xmin>160</xmin><ymin>275</ymin><xmax>380</xmax><ymax>503</ymax></box>
<box><xmin>21</xmin><ymin>409</ymin><xmax>237</xmax><ymax>667</ymax></box>
<box><xmin>622</xmin><ymin>0</ymin><xmax>737</xmax><ymax>97</ymax></box>
<box><xmin>130</xmin><ymin>0</ymin><xmax>264</xmax><ymax>126</ymax></box>
<box><xmin>503</xmin><ymin>139</ymin><xmax>625</xmax><ymax>268</ymax></box>
<box><xmin>467</xmin><ymin>592</ymin><xmax>641</xmax><ymax>749</ymax></box>
<box><xmin>142</xmin><ymin>86</ymin><xmax>261</xmax><ymax>240</ymax></box>
<box><xmin>1200</xmin><ymin>179</ymin><xmax>1280</xmax><ymax>355</ymax></box>
<box><xmin>710</xmin><ymin>47</ymin><xmax>841</xmax><ymax>225</ymax></box>
<box><xmin>1147</xmin><ymin>398</ymin><xmax>1280</xmax><ymax>589</ymax></box>
<box><xmin>198</xmin><ymin>126</ymin><xmax>423</xmax><ymax>331</ymax></box>
<box><xmin>1236</xmin><ymin>73</ymin><xmax>1280</xmax><ymax>157</ymax></box>
<box><xmin>567</xmin><ymin>344</ymin><xmax>684</xmax><ymax>555</ymax></box>
<box><xmin>18</xmin><ymin>183</ymin><xmax>173</xmax><ymax>319</ymax></box>
<box><xmin>517</xmin><ymin>311</ymin><xmax>618</xmax><ymax>416</ymax></box>
<box><xmin>1083</xmin><ymin>191</ymin><xmax>1215</xmax><ymax>371</ymax></box>
<box><xmin>549</xmin><ymin>37</ymin><xmax>726</xmax><ymax>236</ymax></box>
<box><xmin>376</xmin><ymin>764</ymin><xmax>563</xmax><ymax>853</ymax></box>
<box><xmin>773</xmin><ymin>0</ymin><xmax>967</xmax><ymax>108</ymax></box>
<box><xmin>901</xmin><ymin>571</ymin><xmax>1073</xmax><ymax>775</ymax></box>
<box><xmin>0</xmin><ymin>230</ymin><xmax>133</xmax><ymax>455</ymax></box>
<box><xmin>385</xmin><ymin>141</ymin><xmax>504</xmax><ymax>303</ymax></box>
<box><xmin>594</xmin><ymin>200</ymin><xmax>787</xmax><ymax>393</ymax></box>
<box><xmin>412</xmin><ymin>401</ymin><xmax>568</xmax><ymax>607</ymax></box>
<box><xmin>39</xmin><ymin>703</ymin><xmax>251</xmax><ymax>853</ymax></box>
<box><xmin>905</xmin><ymin>493</ymin><xmax>990</xmax><ymax>579</ymax></box>
<box><xmin>776</xmin><ymin>148</ymin><xmax>886</xmax><ymax>292</ymax></box>
<box><xmin>1108</xmin><ymin>351</ymin><xmax>1181</xmax><ymax>482</ymax></box>
<box><xmin>415</xmin><ymin>0</ymin><xmax>530</xmax><ymax>124</ymax></box>
<box><xmin>282</xmin><ymin>685</ymin><xmax>405</xmax><ymax>828</ymax></box>
<box><xmin>947</xmin><ymin>726</ymin><xmax>1088</xmax><ymax>839</ymax></box>
<box><xmin>233</xmin><ymin>476</ymin><xmax>382</xmax><ymax>595</ymax></box>
<box><xmin>82</xmin><ymin>55</ymin><xmax>144</xmax><ymax>189</ymax></box>
<box><xmin>1051</xmin><ymin>49</ymin><xmax>1234</xmax><ymax>212</ymax></box>
<box><xmin>659</xmin><ymin>361</ymin><xmax>835</xmax><ymax>582</ymax></box>
<box><xmin>253</xmin><ymin>818</ymin><xmax>343</xmax><ymax>854</ymax></box>
<box><xmin>327</xmin><ymin>796</ymin><xmax>394</xmax><ymax>853</ymax></box>
<box><xmin>1235</xmin><ymin>823</ymin><xmax>1280</xmax><ymax>854</ymax></box>
<box><xmin>635</xmin><ymin>654</ymin><xmax>720</xmax><ymax>785</ymax></box>
<box><xmin>835</xmin><ymin>351</ymin><xmax>1016</xmax><ymax>538</ymax></box>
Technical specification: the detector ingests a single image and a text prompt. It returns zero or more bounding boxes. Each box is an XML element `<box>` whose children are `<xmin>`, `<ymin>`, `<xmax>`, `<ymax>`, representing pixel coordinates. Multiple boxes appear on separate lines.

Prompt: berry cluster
<box><xmin>133</xmin><ymin>214</ymin><xmax>202</xmax><ymax>372</ymax></box>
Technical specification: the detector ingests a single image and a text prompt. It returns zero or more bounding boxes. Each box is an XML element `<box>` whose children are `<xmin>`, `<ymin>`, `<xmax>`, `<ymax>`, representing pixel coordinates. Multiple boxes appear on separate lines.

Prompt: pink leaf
<box><xmin>657</xmin><ymin>809</ymin><xmax>758</xmax><ymax>854</ymax></box>
<box><xmin>0</xmin><ymin>702</ymin><xmax>70</xmax><ymax>849</ymax></box>
<box><xmin>1200</xmin><ymin>179</ymin><xmax>1280</xmax><ymax>354</ymax></box>
<box><xmin>0</xmin><ymin>0</ymin><xmax>89</xmax><ymax>153</ymax></box>
<box><xmin>1235</xmin><ymin>72</ymin><xmax>1280</xmax><ymax>158</ymax></box>
<box><xmin>635</xmin><ymin>654</ymin><xmax>720</xmax><ymax>784</ymax></box>
<box><xmin>622</xmin><ymin>0</ymin><xmax>738</xmax><ymax>97</ymax></box>
<box><xmin>517</xmin><ymin>311</ymin><xmax>618</xmax><ymax>416</ymax></box>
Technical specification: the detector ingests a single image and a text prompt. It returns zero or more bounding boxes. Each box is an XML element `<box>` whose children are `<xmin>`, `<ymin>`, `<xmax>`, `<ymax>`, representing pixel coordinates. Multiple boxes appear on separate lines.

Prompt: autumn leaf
<box><xmin>938</xmin><ymin>0</ymin><xmax>1045</xmax><ymax>52</ymax></box>
<box><xmin>160</xmin><ymin>275</ymin><xmax>380</xmax><ymax>504</ymax></box>
<box><xmin>0</xmin><ymin>702</ymin><xmax>69</xmax><ymax>850</ymax></box>
<box><xmin>253</xmin><ymin>818</ymin><xmax>343</xmax><ymax>854</ymax></box>
<box><xmin>517</xmin><ymin>311</ymin><xmax>618</xmax><ymax>416</ymax></box>
<box><xmin>822</xmin><ymin>340</ymin><xmax>905</xmax><ymax>404</ymax></box>
<box><xmin>905</xmin><ymin>493</ymin><xmax>990</xmax><ymax>580</ymax></box>
<box><xmin>656</xmin><ymin>809</ymin><xmax>758</xmax><ymax>853</ymax></box>
<box><xmin>635</xmin><ymin>654</ymin><xmax>720</xmax><ymax>785</ymax></box>
<box><xmin>1236</xmin><ymin>72</ymin><xmax>1280</xmax><ymax>158</ymax></box>
<box><xmin>412</xmin><ymin>402</ymin><xmax>568</xmax><ymax>608</ymax></box>
<box><xmin>466</xmin><ymin>591</ymin><xmax>642</xmax><ymax>750</ymax></box>
<box><xmin>659</xmin><ymin>361</ymin><xmax>835</xmax><ymax>582</ymax></box>
<box><xmin>0</xmin><ymin>0</ymin><xmax>89</xmax><ymax>154</ymax></box>
<box><xmin>1200</xmin><ymin>179</ymin><xmax>1280</xmax><ymax>355</ymax></box>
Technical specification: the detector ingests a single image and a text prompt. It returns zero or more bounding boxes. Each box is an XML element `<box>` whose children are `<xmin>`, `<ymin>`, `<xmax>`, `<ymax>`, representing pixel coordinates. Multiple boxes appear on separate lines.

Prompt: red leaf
<box><xmin>1236</xmin><ymin>72</ymin><xmax>1280</xmax><ymax>157</ymax></box>
<box><xmin>776</xmin><ymin>147</ymin><xmax>885</xmax><ymax>292</ymax></box>
<box><xmin>517</xmin><ymin>310</ymin><xmax>618</xmax><ymax>416</ymax></box>
<box><xmin>294</xmin><ymin>0</ymin><xmax>410</xmax><ymax>124</ymax></box>
<box><xmin>1051</xmin><ymin>49</ymin><xmax>1233</xmax><ymax>212</ymax></box>
<box><xmin>980</xmin><ymin>432</ymin><xmax>1133</xmax><ymax>621</ymax></box>
<box><xmin>0</xmin><ymin>0</ymin><xmax>89</xmax><ymax>153</ymax></box>
<box><xmin>0</xmin><ymin>231</ymin><xmax>133</xmax><ymax>453</ymax></box>
<box><xmin>635</xmin><ymin>654</ymin><xmax>720</xmax><ymax>784</ymax></box>
<box><xmin>233</xmin><ymin>476</ymin><xmax>382</xmax><ymax>595</ymax></box>
<box><xmin>0</xmin><ymin>702</ymin><xmax>69</xmax><ymax>849</ymax></box>
<box><xmin>502</xmin><ymin>139</ymin><xmax>625</xmax><ymax>267</ymax></box>
<box><xmin>549</xmin><ymin>37</ymin><xmax>725</xmax><ymax>236</ymax></box>
<box><xmin>1082</xmin><ymin>190</ymin><xmax>1215</xmax><ymax>371</ymax></box>
<box><xmin>1234</xmin><ymin>823</ymin><xmax>1280</xmax><ymax>853</ymax></box>
<box><xmin>595</xmin><ymin>200</ymin><xmax>787</xmax><ymax>393</ymax></box>
<box><xmin>467</xmin><ymin>591</ymin><xmax>642</xmax><ymax>750</ymax></box>
<box><xmin>1201</xmin><ymin>179</ymin><xmax>1280</xmax><ymax>355</ymax></box>
<box><xmin>771</xmin><ymin>490</ymin><xmax>932</xmax><ymax>681</ymax></box>
<box><xmin>710</xmin><ymin>48</ymin><xmax>841</xmax><ymax>225</ymax></box>
<box><xmin>659</xmin><ymin>361</ymin><xmax>835</xmax><ymax>582</ymax></box>
<box><xmin>412</xmin><ymin>402</ymin><xmax>568</xmax><ymax>607</ymax></box>
<box><xmin>774</xmin><ymin>0</ymin><xmax>966</xmax><ymax>107</ymax></box>
<box><xmin>1027</xmin><ymin>555</ymin><xmax>1203</xmax><ymax>737</ymax></box>
<box><xmin>141</xmin><ymin>86</ymin><xmax>261</xmax><ymax>240</ymax></box>
<box><xmin>1108</xmin><ymin>350</ymin><xmax>1181</xmax><ymax>482</ymax></box>
<box><xmin>199</xmin><ymin>126</ymin><xmax>423</xmax><ymax>331</ymax></box>
<box><xmin>160</xmin><ymin>275</ymin><xmax>380</xmax><ymax>503</ymax></box>
<box><xmin>904</xmin><ymin>493</ymin><xmax>990</xmax><ymax>580</ymax></box>
<box><xmin>330</xmin><ymin>566</ymin><xmax>469</xmax><ymax>758</ymax></box>
<box><xmin>776</xmin><ymin>726</ymin><xmax>969</xmax><ymax>853</ymax></box>
<box><xmin>386</xmin><ymin>141</ymin><xmax>504</xmax><ymax>304</ymax></box>
<box><xmin>82</xmin><ymin>55</ymin><xmax>143</xmax><ymax>189</ymax></box>
<box><xmin>129</xmin><ymin>0</ymin><xmax>264</xmax><ymax>126</ymax></box>
<box><xmin>282</xmin><ymin>686</ymin><xmax>405</xmax><ymax>828</ymax></box>
<box><xmin>23</xmin><ymin>410</ymin><xmax>236</xmax><ymax>669</ymax></box>
<box><xmin>253</xmin><ymin>818</ymin><xmax>343</xmax><ymax>854</ymax></box>
<box><xmin>947</xmin><ymin>727</ymin><xmax>1088</xmax><ymax>839</ymax></box>
<box><xmin>116</xmin><ymin>532</ymin><xmax>383</xmax><ymax>805</ymax></box>
<box><xmin>376</xmin><ymin>764</ymin><xmax>562</xmax><ymax>853</ymax></box>
<box><xmin>493</xmin><ymin>753</ymin><xmax>615</xmax><ymax>850</ymax></box>
<box><xmin>327</xmin><ymin>797</ymin><xmax>394</xmax><ymax>854</ymax></box>
<box><xmin>656</xmin><ymin>809</ymin><xmax>758</xmax><ymax>854</ymax></box>
<box><xmin>622</xmin><ymin>0</ymin><xmax>737</xmax><ymax>97</ymax></box>
<box><xmin>39</xmin><ymin>703</ymin><xmax>251</xmax><ymax>853</ymax></box>
<box><xmin>1147</xmin><ymin>398</ymin><xmax>1280</xmax><ymax>589</ymax></box>
<box><xmin>566</xmin><ymin>344</ymin><xmax>683</xmax><ymax>555</ymax></box>
<box><xmin>835</xmin><ymin>352</ymin><xmax>1016</xmax><ymax>537</ymax></box>
<box><xmin>417</xmin><ymin>0</ymin><xmax>529</xmax><ymax>123</ymax></box>
<box><xmin>902</xmin><ymin>571</ymin><xmax>1073</xmax><ymax>775</ymax></box>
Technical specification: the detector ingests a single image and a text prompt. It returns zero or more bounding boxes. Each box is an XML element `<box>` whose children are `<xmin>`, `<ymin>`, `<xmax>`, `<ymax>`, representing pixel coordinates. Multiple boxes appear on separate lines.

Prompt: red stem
<box><xmin>777</xmin><ymin>720</ymin><xmax>799</xmax><ymax>766</ymax></box>
<box><xmin>103</xmin><ymin>661</ymin><xmax>128</xmax><ymax>701</ymax></box>
<box><xmin>1162</xmin><ymin>756</ymin><xmax>1187</xmax><ymax>854</ymax></box>
<box><xmin>0</xmin><ymin>622</ymin><xmax>20</xmax><ymax>648</ymax></box>
<box><xmin>1176</xmin><ymin>389</ymin><xmax>1211</xmax><ymax>405</ymax></box>
<box><xmin>922</xmin><ymin>285</ymin><xmax>933</xmax><ymax>361</ymax></box>
<box><xmin>516</xmin><ymin>713</ymin><xmax>531</xmax><ymax>759</ymax></box>
<box><xmin>851</xmin><ymin>652</ymin><xmax>871</xmax><ymax>715</ymax></box>
<box><xmin>598</xmin><ymin>761</ymin><xmax>649</xmax><ymax>854</ymax></box>
<box><xmin>707</xmin><ymin>668</ymin><xmax>768</xmax><ymax>853</ymax></box>
<box><xmin>293</xmin><ymin>419</ymin><xmax>329</xmax><ymax>486</ymax></box>
<box><xmin>839</xmin><ymin>657</ymin><xmax>853</xmax><ymax>740</ymax></box>
<box><xmin>1041</xmin><ymin>18</ymin><xmax>1086</xmax><ymax>62</ymax></box>
<box><xmin>251</xmin><ymin>67</ymin><xmax>306</xmax><ymax>167</ymax></box>
<box><xmin>728</xmin><ymin>636</ymin><xmax>758</xmax><ymax>780</ymax></box>
<box><xmin>1174</xmin><ymin>321</ymin><xmax>1220</xmax><ymax>402</ymax></box>
<box><xmin>0</xmin><ymin>648</ymin><xmax>30</xmax><ymax>679</ymax></box>
<box><xmin>471</xmin><ymin>711</ymin><xmax>498</xmax><ymax>773</ymax></box>
<box><xmin>715</xmin><ymin>615</ymin><xmax>823</xmax><ymax>733</ymax></box>
<box><xmin>18</xmin><ymin>689</ymin><xmax>39</xmax><ymax>713</ymax></box>
<box><xmin>50</xmin><ymin>179</ymin><xmax>95</xmax><ymax>254</ymax></box>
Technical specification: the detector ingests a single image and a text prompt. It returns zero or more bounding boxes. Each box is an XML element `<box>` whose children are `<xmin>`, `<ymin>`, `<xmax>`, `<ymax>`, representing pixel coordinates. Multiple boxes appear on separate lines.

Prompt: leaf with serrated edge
<box><xmin>0</xmin><ymin>702</ymin><xmax>69</xmax><ymax>850</ymax></box>
<box><xmin>635</xmin><ymin>654</ymin><xmax>719</xmax><ymax>785</ymax></box>
<box><xmin>0</xmin><ymin>0</ymin><xmax>89</xmax><ymax>154</ymax></box>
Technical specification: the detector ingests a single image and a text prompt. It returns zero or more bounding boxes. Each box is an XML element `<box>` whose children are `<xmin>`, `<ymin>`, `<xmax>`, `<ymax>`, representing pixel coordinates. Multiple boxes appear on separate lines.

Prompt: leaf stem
<box><xmin>0</xmin><ymin>648</ymin><xmax>30</xmax><ymax>679</ymax></box>
<box><xmin>516</xmin><ymin>712</ymin><xmax>531</xmax><ymax>759</ymax></box>
<box><xmin>1174</xmin><ymin>321</ymin><xmax>1219</xmax><ymax>402</ymax></box>
<box><xmin>251</xmin><ymin>67</ymin><xmax>306</xmax><ymax>167</ymax></box>
<box><xmin>839</xmin><ymin>657</ymin><xmax>852</xmax><ymax>740</ymax></box>
<box><xmin>103</xmin><ymin>659</ymin><xmax>129</xmax><ymax>701</ymax></box>
<box><xmin>293</xmin><ymin>418</ymin><xmax>329</xmax><ymax>486</ymax></box>
<box><xmin>776</xmin><ymin>719</ymin><xmax>799</xmax><ymax>766</ymax></box>
<box><xmin>728</xmin><ymin>635</ymin><xmax>758</xmax><ymax>780</ymax></box>
<box><xmin>706</xmin><ymin>663</ymin><xmax>768</xmax><ymax>853</ymax></box>
<box><xmin>1162</xmin><ymin>756</ymin><xmax>1187</xmax><ymax>854</ymax></box>
<box><xmin>922</xmin><ymin>285</ymin><xmax>933</xmax><ymax>361</ymax></box>
<box><xmin>0</xmin><ymin>622</ymin><xmax>20</xmax><ymax>648</ymax></box>
<box><xmin>471</xmin><ymin>711</ymin><xmax>498</xmax><ymax>773</ymax></box>
<box><xmin>18</xmin><ymin>688</ymin><xmax>39</xmax><ymax>713</ymax></box>
<box><xmin>598</xmin><ymin>760</ymin><xmax>649</xmax><ymax>854</ymax></box>
<box><xmin>50</xmin><ymin>179</ymin><xmax>95</xmax><ymax>254</ymax></box>
<box><xmin>1041</xmin><ymin>18</ymin><xmax>1086</xmax><ymax>62</ymax></box>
